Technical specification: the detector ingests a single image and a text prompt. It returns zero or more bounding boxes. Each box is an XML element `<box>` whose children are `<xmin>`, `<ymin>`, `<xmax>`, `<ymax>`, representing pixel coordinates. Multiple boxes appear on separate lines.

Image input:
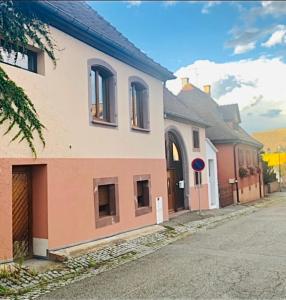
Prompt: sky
<box><xmin>90</xmin><ymin>1</ymin><xmax>286</xmax><ymax>133</ymax></box>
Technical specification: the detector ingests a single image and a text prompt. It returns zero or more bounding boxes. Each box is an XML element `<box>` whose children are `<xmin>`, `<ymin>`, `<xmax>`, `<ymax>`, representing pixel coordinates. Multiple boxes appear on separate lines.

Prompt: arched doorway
<box><xmin>166</xmin><ymin>130</ymin><xmax>187</xmax><ymax>212</ymax></box>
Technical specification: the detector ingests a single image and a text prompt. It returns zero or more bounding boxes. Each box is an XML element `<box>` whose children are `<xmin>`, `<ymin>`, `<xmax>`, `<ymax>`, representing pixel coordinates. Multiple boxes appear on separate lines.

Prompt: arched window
<box><xmin>129</xmin><ymin>78</ymin><xmax>149</xmax><ymax>131</ymax></box>
<box><xmin>90</xmin><ymin>63</ymin><xmax>116</xmax><ymax>124</ymax></box>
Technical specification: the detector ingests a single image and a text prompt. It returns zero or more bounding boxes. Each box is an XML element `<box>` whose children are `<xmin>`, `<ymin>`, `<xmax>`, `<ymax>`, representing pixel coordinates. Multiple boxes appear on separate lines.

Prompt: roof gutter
<box><xmin>164</xmin><ymin>112</ymin><xmax>210</xmax><ymax>128</ymax></box>
<box><xmin>212</xmin><ymin>138</ymin><xmax>263</xmax><ymax>149</ymax></box>
<box><xmin>233</xmin><ymin>143</ymin><xmax>240</xmax><ymax>204</ymax></box>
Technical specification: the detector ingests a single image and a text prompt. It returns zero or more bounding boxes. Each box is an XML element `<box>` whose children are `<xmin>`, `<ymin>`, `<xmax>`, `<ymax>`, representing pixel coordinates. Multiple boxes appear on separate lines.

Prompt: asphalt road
<box><xmin>41</xmin><ymin>195</ymin><xmax>286</xmax><ymax>299</ymax></box>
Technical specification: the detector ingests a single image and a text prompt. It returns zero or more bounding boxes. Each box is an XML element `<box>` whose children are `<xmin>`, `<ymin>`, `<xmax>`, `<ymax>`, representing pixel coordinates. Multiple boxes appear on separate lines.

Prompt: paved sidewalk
<box><xmin>0</xmin><ymin>193</ymin><xmax>281</xmax><ymax>299</ymax></box>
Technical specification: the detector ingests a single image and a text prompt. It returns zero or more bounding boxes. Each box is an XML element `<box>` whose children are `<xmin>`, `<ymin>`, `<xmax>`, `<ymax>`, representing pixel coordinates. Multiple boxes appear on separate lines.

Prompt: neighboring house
<box><xmin>177</xmin><ymin>79</ymin><xmax>264</xmax><ymax>207</ymax></box>
<box><xmin>0</xmin><ymin>2</ymin><xmax>175</xmax><ymax>263</ymax></box>
<box><xmin>163</xmin><ymin>87</ymin><xmax>216</xmax><ymax>212</ymax></box>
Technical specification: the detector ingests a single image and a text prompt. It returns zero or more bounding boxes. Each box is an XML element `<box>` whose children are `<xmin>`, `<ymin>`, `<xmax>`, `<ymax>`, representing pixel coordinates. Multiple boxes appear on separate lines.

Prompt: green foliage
<box><xmin>0</xmin><ymin>284</ymin><xmax>11</xmax><ymax>296</ymax></box>
<box><xmin>0</xmin><ymin>0</ymin><xmax>56</xmax><ymax>156</ymax></box>
<box><xmin>0</xmin><ymin>67</ymin><xmax>45</xmax><ymax>155</ymax></box>
<box><xmin>262</xmin><ymin>160</ymin><xmax>277</xmax><ymax>184</ymax></box>
<box><xmin>239</xmin><ymin>166</ymin><xmax>249</xmax><ymax>178</ymax></box>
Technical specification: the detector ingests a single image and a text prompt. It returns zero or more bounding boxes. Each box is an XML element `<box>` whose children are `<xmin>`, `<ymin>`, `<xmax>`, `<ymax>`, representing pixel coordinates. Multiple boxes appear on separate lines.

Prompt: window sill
<box><xmin>135</xmin><ymin>206</ymin><xmax>152</xmax><ymax>217</ymax></box>
<box><xmin>96</xmin><ymin>215</ymin><xmax>119</xmax><ymax>228</ymax></box>
<box><xmin>92</xmin><ymin>119</ymin><xmax>118</xmax><ymax>128</ymax></box>
<box><xmin>131</xmin><ymin>126</ymin><xmax>150</xmax><ymax>133</ymax></box>
<box><xmin>0</xmin><ymin>61</ymin><xmax>42</xmax><ymax>75</ymax></box>
<box><xmin>193</xmin><ymin>148</ymin><xmax>201</xmax><ymax>152</ymax></box>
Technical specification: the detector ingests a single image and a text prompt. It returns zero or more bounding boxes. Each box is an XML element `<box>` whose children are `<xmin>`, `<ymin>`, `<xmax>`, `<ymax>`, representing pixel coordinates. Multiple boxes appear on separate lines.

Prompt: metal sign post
<box><xmin>191</xmin><ymin>158</ymin><xmax>205</xmax><ymax>215</ymax></box>
<box><xmin>198</xmin><ymin>171</ymin><xmax>201</xmax><ymax>214</ymax></box>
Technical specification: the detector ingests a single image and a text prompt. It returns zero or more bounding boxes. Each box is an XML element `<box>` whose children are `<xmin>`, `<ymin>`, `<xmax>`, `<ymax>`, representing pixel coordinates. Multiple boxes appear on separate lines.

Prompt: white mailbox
<box><xmin>179</xmin><ymin>180</ymin><xmax>185</xmax><ymax>189</ymax></box>
<box><xmin>229</xmin><ymin>178</ymin><xmax>237</xmax><ymax>184</ymax></box>
<box><xmin>156</xmin><ymin>197</ymin><xmax>163</xmax><ymax>224</ymax></box>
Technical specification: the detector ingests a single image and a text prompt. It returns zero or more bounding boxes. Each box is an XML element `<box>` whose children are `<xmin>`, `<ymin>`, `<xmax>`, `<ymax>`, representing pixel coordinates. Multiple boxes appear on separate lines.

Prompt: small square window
<box><xmin>134</xmin><ymin>175</ymin><xmax>152</xmax><ymax>216</ymax></box>
<box><xmin>137</xmin><ymin>180</ymin><xmax>150</xmax><ymax>208</ymax></box>
<box><xmin>98</xmin><ymin>184</ymin><xmax>116</xmax><ymax>217</ymax></box>
<box><xmin>194</xmin><ymin>171</ymin><xmax>202</xmax><ymax>186</ymax></box>
<box><xmin>94</xmin><ymin>177</ymin><xmax>119</xmax><ymax>228</ymax></box>
<box><xmin>192</xmin><ymin>128</ymin><xmax>200</xmax><ymax>149</ymax></box>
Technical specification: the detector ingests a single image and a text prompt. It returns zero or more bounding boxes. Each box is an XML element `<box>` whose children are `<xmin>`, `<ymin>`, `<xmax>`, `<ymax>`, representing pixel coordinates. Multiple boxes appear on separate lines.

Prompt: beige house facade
<box><xmin>163</xmin><ymin>88</ymin><xmax>212</xmax><ymax>212</ymax></box>
<box><xmin>0</xmin><ymin>2</ymin><xmax>174</xmax><ymax>262</ymax></box>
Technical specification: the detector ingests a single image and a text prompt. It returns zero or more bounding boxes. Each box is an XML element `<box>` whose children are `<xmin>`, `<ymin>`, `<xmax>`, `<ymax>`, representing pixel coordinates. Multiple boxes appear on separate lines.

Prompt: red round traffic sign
<box><xmin>191</xmin><ymin>158</ymin><xmax>205</xmax><ymax>172</ymax></box>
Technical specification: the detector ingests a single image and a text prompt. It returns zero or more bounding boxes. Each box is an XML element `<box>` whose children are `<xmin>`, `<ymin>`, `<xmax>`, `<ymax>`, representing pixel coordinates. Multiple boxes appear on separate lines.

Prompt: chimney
<box><xmin>203</xmin><ymin>84</ymin><xmax>211</xmax><ymax>96</ymax></box>
<box><xmin>181</xmin><ymin>77</ymin><xmax>189</xmax><ymax>88</ymax></box>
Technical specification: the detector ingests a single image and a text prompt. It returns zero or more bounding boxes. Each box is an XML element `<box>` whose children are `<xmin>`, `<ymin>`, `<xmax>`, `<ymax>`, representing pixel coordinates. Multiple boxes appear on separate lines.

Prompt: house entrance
<box><xmin>166</xmin><ymin>132</ymin><xmax>185</xmax><ymax>212</ymax></box>
<box><xmin>12</xmin><ymin>166</ymin><xmax>33</xmax><ymax>260</ymax></box>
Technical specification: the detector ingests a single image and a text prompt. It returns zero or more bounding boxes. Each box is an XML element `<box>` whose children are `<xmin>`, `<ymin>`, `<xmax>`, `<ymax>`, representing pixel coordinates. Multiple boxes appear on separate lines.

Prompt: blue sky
<box><xmin>90</xmin><ymin>1</ymin><xmax>286</xmax><ymax>71</ymax></box>
<box><xmin>90</xmin><ymin>1</ymin><xmax>286</xmax><ymax>133</ymax></box>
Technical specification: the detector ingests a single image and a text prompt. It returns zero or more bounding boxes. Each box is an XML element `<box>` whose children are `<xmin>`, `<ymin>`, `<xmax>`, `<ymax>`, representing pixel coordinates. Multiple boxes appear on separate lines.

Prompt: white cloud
<box><xmin>166</xmin><ymin>58</ymin><xmax>286</xmax><ymax>132</ymax></box>
<box><xmin>256</xmin><ymin>1</ymin><xmax>286</xmax><ymax>17</ymax></box>
<box><xmin>201</xmin><ymin>1</ymin><xmax>221</xmax><ymax>14</ymax></box>
<box><xmin>163</xmin><ymin>1</ymin><xmax>177</xmax><ymax>7</ymax></box>
<box><xmin>126</xmin><ymin>1</ymin><xmax>142</xmax><ymax>7</ymax></box>
<box><xmin>226</xmin><ymin>1</ymin><xmax>286</xmax><ymax>55</ymax></box>
<box><xmin>188</xmin><ymin>1</ymin><xmax>222</xmax><ymax>14</ymax></box>
<box><xmin>233</xmin><ymin>42</ymin><xmax>256</xmax><ymax>54</ymax></box>
<box><xmin>262</xmin><ymin>26</ymin><xmax>286</xmax><ymax>47</ymax></box>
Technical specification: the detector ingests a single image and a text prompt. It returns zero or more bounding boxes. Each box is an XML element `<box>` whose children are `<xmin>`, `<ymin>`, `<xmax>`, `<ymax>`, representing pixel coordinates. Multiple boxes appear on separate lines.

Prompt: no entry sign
<box><xmin>191</xmin><ymin>158</ymin><xmax>205</xmax><ymax>172</ymax></box>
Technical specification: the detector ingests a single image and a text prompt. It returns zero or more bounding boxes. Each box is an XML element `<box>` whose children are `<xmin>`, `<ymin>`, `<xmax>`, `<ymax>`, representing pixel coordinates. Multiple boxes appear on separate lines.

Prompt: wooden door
<box><xmin>12</xmin><ymin>167</ymin><xmax>32</xmax><ymax>259</ymax></box>
<box><xmin>167</xmin><ymin>170</ymin><xmax>176</xmax><ymax>211</ymax></box>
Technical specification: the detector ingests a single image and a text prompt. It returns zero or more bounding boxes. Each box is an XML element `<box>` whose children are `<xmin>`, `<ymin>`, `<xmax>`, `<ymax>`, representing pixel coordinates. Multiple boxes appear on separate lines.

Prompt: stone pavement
<box><xmin>39</xmin><ymin>191</ymin><xmax>286</xmax><ymax>300</ymax></box>
<box><xmin>0</xmin><ymin>193</ymin><xmax>280</xmax><ymax>299</ymax></box>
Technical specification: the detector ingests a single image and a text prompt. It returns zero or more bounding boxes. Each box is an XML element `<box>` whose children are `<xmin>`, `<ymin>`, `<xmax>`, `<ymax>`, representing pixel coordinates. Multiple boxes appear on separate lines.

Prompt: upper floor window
<box><xmin>252</xmin><ymin>150</ymin><xmax>258</xmax><ymax>165</ymax></box>
<box><xmin>0</xmin><ymin>46</ymin><xmax>37</xmax><ymax>73</ymax></box>
<box><xmin>246</xmin><ymin>150</ymin><xmax>251</xmax><ymax>166</ymax></box>
<box><xmin>192</xmin><ymin>128</ymin><xmax>200</xmax><ymax>150</ymax></box>
<box><xmin>130</xmin><ymin>79</ymin><xmax>149</xmax><ymax>131</ymax></box>
<box><xmin>238</xmin><ymin>149</ymin><xmax>244</xmax><ymax>166</ymax></box>
<box><xmin>90</xmin><ymin>64</ymin><xmax>116</xmax><ymax>124</ymax></box>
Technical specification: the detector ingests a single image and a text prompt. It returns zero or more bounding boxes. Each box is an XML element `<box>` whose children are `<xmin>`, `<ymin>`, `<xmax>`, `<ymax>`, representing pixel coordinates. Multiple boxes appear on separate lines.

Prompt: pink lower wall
<box><xmin>0</xmin><ymin>161</ymin><xmax>12</xmax><ymax>262</ymax></box>
<box><xmin>0</xmin><ymin>158</ymin><xmax>168</xmax><ymax>260</ymax></box>
<box><xmin>47</xmin><ymin>158</ymin><xmax>168</xmax><ymax>249</ymax></box>
<box><xmin>32</xmin><ymin>165</ymin><xmax>48</xmax><ymax>239</ymax></box>
<box><xmin>190</xmin><ymin>184</ymin><xmax>209</xmax><ymax>210</ymax></box>
<box><xmin>215</xmin><ymin>144</ymin><xmax>235</xmax><ymax>185</ymax></box>
<box><xmin>215</xmin><ymin>143</ymin><xmax>262</xmax><ymax>205</ymax></box>
<box><xmin>239</xmin><ymin>183</ymin><xmax>261</xmax><ymax>203</ymax></box>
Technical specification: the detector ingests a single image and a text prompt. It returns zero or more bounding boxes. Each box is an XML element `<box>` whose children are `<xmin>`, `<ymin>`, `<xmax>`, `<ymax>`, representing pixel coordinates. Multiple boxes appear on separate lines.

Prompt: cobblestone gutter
<box><xmin>0</xmin><ymin>201</ymin><xmax>270</xmax><ymax>300</ymax></box>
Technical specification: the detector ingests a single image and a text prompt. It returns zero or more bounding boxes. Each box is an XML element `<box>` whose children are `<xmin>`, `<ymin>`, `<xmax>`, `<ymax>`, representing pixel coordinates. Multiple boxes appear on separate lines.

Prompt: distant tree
<box><xmin>262</xmin><ymin>160</ymin><xmax>277</xmax><ymax>184</ymax></box>
<box><xmin>0</xmin><ymin>1</ymin><xmax>56</xmax><ymax>156</ymax></box>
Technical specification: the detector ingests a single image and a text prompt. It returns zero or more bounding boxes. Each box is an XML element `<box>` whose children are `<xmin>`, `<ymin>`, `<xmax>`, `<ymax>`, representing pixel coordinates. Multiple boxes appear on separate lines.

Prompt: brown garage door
<box><xmin>12</xmin><ymin>166</ymin><xmax>32</xmax><ymax>260</ymax></box>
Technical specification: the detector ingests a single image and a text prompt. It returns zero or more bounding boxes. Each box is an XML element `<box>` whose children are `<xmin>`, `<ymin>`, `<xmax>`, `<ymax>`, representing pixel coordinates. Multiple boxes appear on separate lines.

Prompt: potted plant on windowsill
<box><xmin>256</xmin><ymin>166</ymin><xmax>261</xmax><ymax>174</ymax></box>
<box><xmin>248</xmin><ymin>166</ymin><xmax>255</xmax><ymax>175</ymax></box>
<box><xmin>239</xmin><ymin>167</ymin><xmax>249</xmax><ymax>178</ymax></box>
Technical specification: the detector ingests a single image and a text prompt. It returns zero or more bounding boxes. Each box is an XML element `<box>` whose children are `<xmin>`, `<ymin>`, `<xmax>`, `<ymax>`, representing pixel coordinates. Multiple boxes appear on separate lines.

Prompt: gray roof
<box><xmin>36</xmin><ymin>1</ymin><xmax>174</xmax><ymax>81</ymax></box>
<box><xmin>219</xmin><ymin>104</ymin><xmax>241</xmax><ymax>123</ymax></box>
<box><xmin>178</xmin><ymin>86</ymin><xmax>262</xmax><ymax>148</ymax></box>
<box><xmin>163</xmin><ymin>88</ymin><xmax>209</xmax><ymax>128</ymax></box>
